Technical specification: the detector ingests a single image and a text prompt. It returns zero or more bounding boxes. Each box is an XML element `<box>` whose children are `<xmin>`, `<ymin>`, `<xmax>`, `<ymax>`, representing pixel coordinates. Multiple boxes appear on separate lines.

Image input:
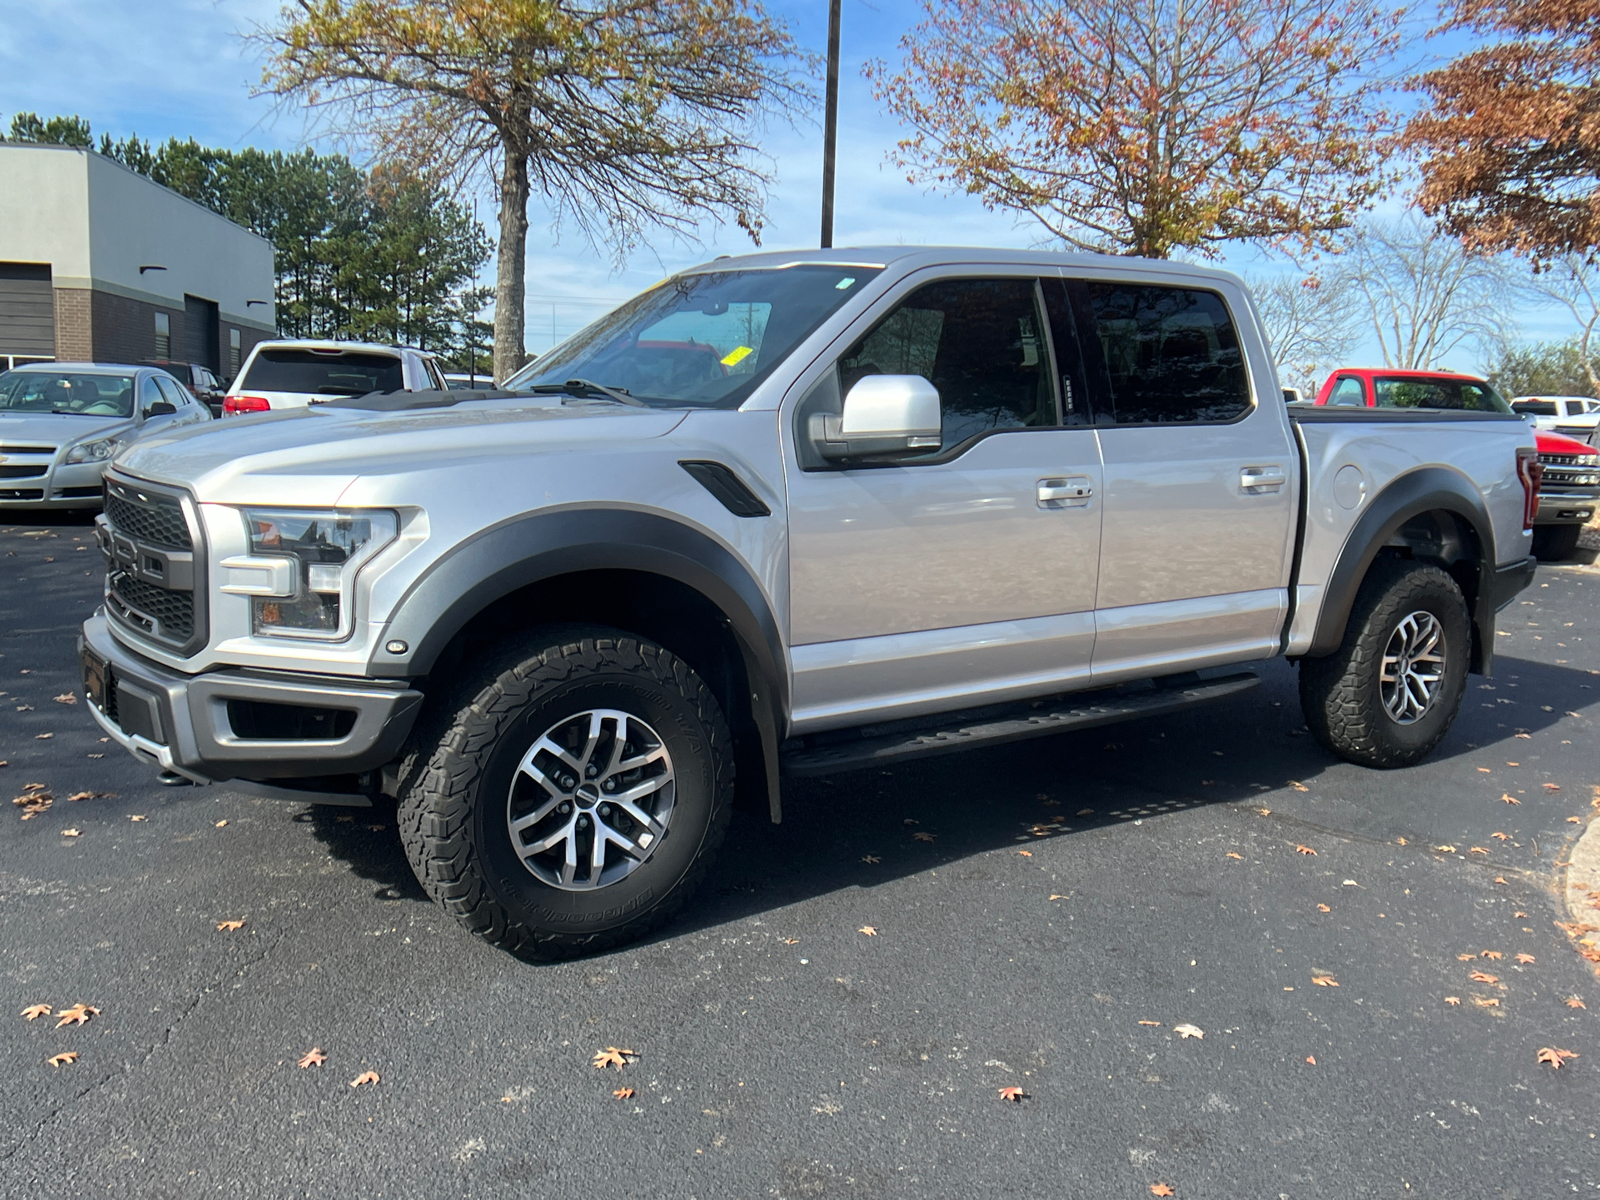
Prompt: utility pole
<box><xmin>820</xmin><ymin>0</ymin><xmax>841</xmax><ymax>249</ymax></box>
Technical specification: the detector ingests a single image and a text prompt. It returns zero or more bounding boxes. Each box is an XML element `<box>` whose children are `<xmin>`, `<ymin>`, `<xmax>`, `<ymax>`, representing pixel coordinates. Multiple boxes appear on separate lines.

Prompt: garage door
<box><xmin>0</xmin><ymin>263</ymin><xmax>55</xmax><ymax>357</ymax></box>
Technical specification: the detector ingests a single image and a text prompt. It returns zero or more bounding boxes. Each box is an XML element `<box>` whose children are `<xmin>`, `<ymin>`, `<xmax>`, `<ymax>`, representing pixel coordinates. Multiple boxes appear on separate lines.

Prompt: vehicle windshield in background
<box><xmin>508</xmin><ymin>266</ymin><xmax>883</xmax><ymax>408</ymax></box>
<box><xmin>0</xmin><ymin>371</ymin><xmax>135</xmax><ymax>417</ymax></box>
<box><xmin>240</xmin><ymin>350</ymin><xmax>405</xmax><ymax>396</ymax></box>
<box><xmin>1374</xmin><ymin>377</ymin><xmax>1511</xmax><ymax>413</ymax></box>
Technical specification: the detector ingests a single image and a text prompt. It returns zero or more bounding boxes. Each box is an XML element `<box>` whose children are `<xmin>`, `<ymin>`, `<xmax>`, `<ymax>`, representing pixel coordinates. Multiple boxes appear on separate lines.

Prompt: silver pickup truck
<box><xmin>78</xmin><ymin>248</ymin><xmax>1539</xmax><ymax>958</ymax></box>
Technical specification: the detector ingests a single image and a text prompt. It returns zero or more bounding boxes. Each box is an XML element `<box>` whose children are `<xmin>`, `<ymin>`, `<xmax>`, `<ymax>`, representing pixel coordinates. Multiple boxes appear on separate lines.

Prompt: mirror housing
<box><xmin>143</xmin><ymin>401</ymin><xmax>177</xmax><ymax>418</ymax></box>
<box><xmin>811</xmin><ymin>374</ymin><xmax>942</xmax><ymax>462</ymax></box>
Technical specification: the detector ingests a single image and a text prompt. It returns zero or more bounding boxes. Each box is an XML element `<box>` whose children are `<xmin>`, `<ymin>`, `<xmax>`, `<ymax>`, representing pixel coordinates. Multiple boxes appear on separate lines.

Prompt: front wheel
<box><xmin>398</xmin><ymin>627</ymin><xmax>733</xmax><ymax>960</ymax></box>
<box><xmin>1298</xmin><ymin>559</ymin><xmax>1471</xmax><ymax>769</ymax></box>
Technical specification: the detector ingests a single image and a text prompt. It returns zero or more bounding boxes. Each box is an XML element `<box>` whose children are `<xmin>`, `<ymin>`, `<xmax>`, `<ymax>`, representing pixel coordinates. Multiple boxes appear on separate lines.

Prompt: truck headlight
<box><xmin>65</xmin><ymin>435</ymin><xmax>123</xmax><ymax>464</ymax></box>
<box><xmin>236</xmin><ymin>508</ymin><xmax>397</xmax><ymax>639</ymax></box>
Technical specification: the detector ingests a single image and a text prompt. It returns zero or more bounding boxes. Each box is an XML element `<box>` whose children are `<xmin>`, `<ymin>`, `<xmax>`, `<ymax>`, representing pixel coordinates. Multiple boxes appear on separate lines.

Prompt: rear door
<box><xmin>783</xmin><ymin>270</ymin><xmax>1104</xmax><ymax>731</ymax></box>
<box><xmin>1063</xmin><ymin>275</ymin><xmax>1299</xmax><ymax>682</ymax></box>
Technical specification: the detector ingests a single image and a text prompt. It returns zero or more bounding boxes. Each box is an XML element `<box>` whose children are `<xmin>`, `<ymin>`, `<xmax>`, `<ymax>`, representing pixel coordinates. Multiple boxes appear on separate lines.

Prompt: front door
<box><xmin>1062</xmin><ymin>277</ymin><xmax>1298</xmax><ymax>682</ymax></box>
<box><xmin>784</xmin><ymin>273</ymin><xmax>1104</xmax><ymax>732</ymax></box>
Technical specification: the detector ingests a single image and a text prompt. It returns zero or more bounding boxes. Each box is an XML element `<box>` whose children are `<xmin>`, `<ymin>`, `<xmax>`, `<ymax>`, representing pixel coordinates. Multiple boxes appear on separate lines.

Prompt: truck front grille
<box><xmin>100</xmin><ymin>475</ymin><xmax>205</xmax><ymax>655</ymax></box>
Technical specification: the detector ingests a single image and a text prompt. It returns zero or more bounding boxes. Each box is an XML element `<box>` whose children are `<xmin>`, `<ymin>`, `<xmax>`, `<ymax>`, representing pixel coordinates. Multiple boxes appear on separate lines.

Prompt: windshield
<box><xmin>507</xmin><ymin>265</ymin><xmax>881</xmax><ymax>408</ymax></box>
<box><xmin>0</xmin><ymin>370</ymin><xmax>135</xmax><ymax>417</ymax></box>
<box><xmin>1373</xmin><ymin>377</ymin><xmax>1511</xmax><ymax>413</ymax></box>
<box><xmin>240</xmin><ymin>349</ymin><xmax>406</xmax><ymax>396</ymax></box>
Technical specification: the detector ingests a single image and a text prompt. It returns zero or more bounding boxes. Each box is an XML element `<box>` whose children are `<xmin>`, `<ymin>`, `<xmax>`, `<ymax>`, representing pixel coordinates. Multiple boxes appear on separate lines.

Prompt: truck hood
<box><xmin>111</xmin><ymin>397</ymin><xmax>691</xmax><ymax>507</ymax></box>
<box><xmin>0</xmin><ymin>411</ymin><xmax>134</xmax><ymax>450</ymax></box>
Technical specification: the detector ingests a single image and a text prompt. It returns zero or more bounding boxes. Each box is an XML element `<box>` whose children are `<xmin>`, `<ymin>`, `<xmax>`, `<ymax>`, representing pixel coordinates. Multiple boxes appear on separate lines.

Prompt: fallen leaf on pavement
<box><xmin>129</xmin><ymin>815</ymin><xmax>145</xmax><ymax>822</ymax></box>
<box><xmin>998</xmin><ymin>1086</ymin><xmax>1025</xmax><ymax>1102</ymax></box>
<box><xmin>1469</xmin><ymin>847</ymin><xmax>1489</xmax><ymax>855</ymax></box>
<box><xmin>1312</xmin><ymin>974</ymin><xmax>1338</xmax><ymax>987</ymax></box>
<box><xmin>1494</xmin><ymin>877</ymin><xmax>1508</xmax><ymax>885</ymax></box>
<box><xmin>902</xmin><ymin>819</ymin><xmax>918</xmax><ymax>826</ymax></box>
<box><xmin>1473</xmin><ymin>996</ymin><xmax>1500</xmax><ymax>1007</ymax></box>
<box><xmin>1516</xmin><ymin>953</ymin><xmax>1535</xmax><ymax>964</ymax></box>
<box><xmin>349</xmin><ymin>1071</ymin><xmax>379</xmax><ymax>1088</ymax></box>
<box><xmin>1506</xmin><ymin>761</ymin><xmax>1518</xmax><ymax>766</ymax></box>
<box><xmin>1482</xmin><ymin>950</ymin><xmax>1503</xmax><ymax>960</ymax></box>
<box><xmin>66</xmin><ymin>791</ymin><xmax>116</xmax><ymax>802</ymax></box>
<box><xmin>21</xmin><ymin>1004</ymin><xmax>51</xmax><ymax>1021</ymax></box>
<box><xmin>55</xmin><ymin>1003</ymin><xmax>99</xmax><ymax>1028</ymax></box>
<box><xmin>1545</xmin><ymin>783</ymin><xmax>1562</xmax><ymax>791</ymax></box>
<box><xmin>216</xmin><ymin>920</ymin><xmax>244</xmax><ymax>932</ymax></box>
<box><xmin>1502</xmin><ymin>794</ymin><xmax>1521</xmax><ymax>805</ymax></box>
<box><xmin>1150</xmin><ymin>1185</ymin><xmax>1175</xmax><ymax>1197</ymax></box>
<box><xmin>1445</xmin><ymin>996</ymin><xmax>1461</xmax><ymax>1006</ymax></box>
<box><xmin>1566</xmin><ymin>998</ymin><xmax>1586</xmax><ymax>1009</ymax></box>
<box><xmin>1295</xmin><ymin>845</ymin><xmax>1317</xmax><ymax>856</ymax></box>
<box><xmin>34</xmin><ymin>733</ymin><xmax>52</xmax><ymax>740</ymax></box>
<box><xmin>1049</xmin><ymin>894</ymin><xmax>1066</xmax><ymax>901</ymax></box>
<box><xmin>1457</xmin><ymin>953</ymin><xmax>1477</xmax><ymax>961</ymax></box>
<box><xmin>1435</xmin><ymin>844</ymin><xmax>1457</xmax><ymax>853</ymax></box>
<box><xmin>613</xmin><ymin>1087</ymin><xmax>635</xmax><ymax>1099</ymax></box>
<box><xmin>1317</xmin><ymin>904</ymin><xmax>1330</xmax><ymax>912</ymax></box>
<box><xmin>47</xmin><ymin>1052</ymin><xmax>77</xmax><ymax>1067</ymax></box>
<box><xmin>1569</xmin><ymin>816</ymin><xmax>1584</xmax><ymax>824</ymax></box>
<box><xmin>858</xmin><ymin>926</ymin><xmax>878</xmax><ymax>936</ymax></box>
<box><xmin>53</xmin><ymin>693</ymin><xmax>77</xmax><ymax>705</ymax></box>
<box><xmin>782</xmin><ymin>938</ymin><xmax>799</xmax><ymax>945</ymax></box>
<box><xmin>1470</xmin><ymin>971</ymin><xmax>1500</xmax><ymax>984</ymax></box>
<box><xmin>1492</xmin><ymin>832</ymin><xmax>1511</xmax><ymax>840</ymax></box>
<box><xmin>1477</xmin><ymin>767</ymin><xmax>1491</xmax><ymax>773</ymax></box>
<box><xmin>860</xmin><ymin>855</ymin><xmax>880</xmax><ymax>864</ymax></box>
<box><xmin>1536</xmin><ymin>1047</ymin><xmax>1578</xmax><ymax>1068</ymax></box>
<box><xmin>1226</xmin><ymin>852</ymin><xmax>1243</xmax><ymax>860</ymax></box>
<box><xmin>298</xmin><ymin>1048</ymin><xmax>326</xmax><ymax>1068</ymax></box>
<box><xmin>1139</xmin><ymin>1020</ymin><xmax>1161</xmax><ymax>1026</ymax></box>
<box><xmin>1289</xmin><ymin>781</ymin><xmax>1309</xmax><ymax>792</ymax></box>
<box><xmin>1514</xmin><ymin>911</ymin><xmax>1527</xmax><ymax>918</ymax></box>
<box><xmin>1016</xmin><ymin>850</ymin><xmax>1032</xmax><ymax>857</ymax></box>
<box><xmin>1173</xmin><ymin>1024</ymin><xmax>1204</xmax><ymax>1039</ymax></box>
<box><xmin>912</xmin><ymin>832</ymin><xmax>935</xmax><ymax>842</ymax></box>
<box><xmin>214</xmin><ymin>820</ymin><xmax>228</xmax><ymax>828</ymax></box>
<box><xmin>1305</xmin><ymin>1055</ymin><xmax>1317</xmax><ymax>1065</ymax></box>
<box><xmin>592</xmin><ymin>1047</ymin><xmax>635</xmax><ymax>1070</ymax></box>
<box><xmin>1076</xmin><ymin>808</ymin><xmax>1094</xmax><ymax>816</ymax></box>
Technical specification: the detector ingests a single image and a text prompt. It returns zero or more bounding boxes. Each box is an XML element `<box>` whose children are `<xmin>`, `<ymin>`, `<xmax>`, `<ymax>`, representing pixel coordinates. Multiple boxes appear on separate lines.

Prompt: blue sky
<box><xmin>0</xmin><ymin>0</ymin><xmax>1574</xmax><ymax>368</ymax></box>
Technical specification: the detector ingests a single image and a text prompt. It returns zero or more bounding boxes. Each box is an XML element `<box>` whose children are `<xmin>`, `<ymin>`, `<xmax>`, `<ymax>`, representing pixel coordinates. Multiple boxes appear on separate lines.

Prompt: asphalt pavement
<box><xmin>2</xmin><ymin>511</ymin><xmax>1598</xmax><ymax>1199</ymax></box>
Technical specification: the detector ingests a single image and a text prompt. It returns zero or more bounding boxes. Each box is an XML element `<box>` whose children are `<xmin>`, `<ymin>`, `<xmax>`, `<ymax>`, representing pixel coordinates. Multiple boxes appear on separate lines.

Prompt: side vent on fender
<box><xmin>679</xmin><ymin>461</ymin><xmax>771</xmax><ymax>518</ymax></box>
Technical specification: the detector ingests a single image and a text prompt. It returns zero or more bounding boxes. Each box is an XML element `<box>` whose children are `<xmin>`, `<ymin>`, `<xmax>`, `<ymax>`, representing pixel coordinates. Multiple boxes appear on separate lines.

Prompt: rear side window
<box><xmin>1080</xmin><ymin>283</ymin><xmax>1251</xmax><ymax>424</ymax></box>
<box><xmin>1374</xmin><ymin>378</ymin><xmax>1509</xmax><ymax>413</ymax></box>
<box><xmin>1328</xmin><ymin>377</ymin><xmax>1367</xmax><ymax>406</ymax></box>
<box><xmin>241</xmin><ymin>349</ymin><xmax>405</xmax><ymax>396</ymax></box>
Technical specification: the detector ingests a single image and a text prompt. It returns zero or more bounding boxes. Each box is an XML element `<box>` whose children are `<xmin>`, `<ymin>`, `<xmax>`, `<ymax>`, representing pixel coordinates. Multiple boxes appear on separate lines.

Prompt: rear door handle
<box><xmin>1038</xmin><ymin>477</ymin><xmax>1093</xmax><ymax>508</ymax></box>
<box><xmin>1239</xmin><ymin>465</ymin><xmax>1286</xmax><ymax>493</ymax></box>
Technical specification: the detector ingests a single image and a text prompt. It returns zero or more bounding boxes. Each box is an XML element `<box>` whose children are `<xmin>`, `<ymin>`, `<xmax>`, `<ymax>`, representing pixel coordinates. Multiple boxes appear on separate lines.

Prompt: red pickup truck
<box><xmin>1314</xmin><ymin>368</ymin><xmax>1598</xmax><ymax>561</ymax></box>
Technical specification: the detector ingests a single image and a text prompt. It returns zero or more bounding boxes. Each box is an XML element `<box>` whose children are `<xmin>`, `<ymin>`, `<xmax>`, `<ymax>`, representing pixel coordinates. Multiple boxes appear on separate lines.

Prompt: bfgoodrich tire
<box><xmin>1298</xmin><ymin>559</ymin><xmax>1471</xmax><ymax>769</ymax></box>
<box><xmin>398</xmin><ymin>627</ymin><xmax>733</xmax><ymax>960</ymax></box>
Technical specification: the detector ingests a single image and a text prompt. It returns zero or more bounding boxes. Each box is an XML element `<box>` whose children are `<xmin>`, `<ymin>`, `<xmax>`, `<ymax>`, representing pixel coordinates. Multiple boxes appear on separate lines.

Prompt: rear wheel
<box><xmin>1532</xmin><ymin>524</ymin><xmax>1582</xmax><ymax>562</ymax></box>
<box><xmin>1298</xmin><ymin>559</ymin><xmax>1471</xmax><ymax>768</ymax></box>
<box><xmin>398</xmin><ymin>627</ymin><xmax>733</xmax><ymax>959</ymax></box>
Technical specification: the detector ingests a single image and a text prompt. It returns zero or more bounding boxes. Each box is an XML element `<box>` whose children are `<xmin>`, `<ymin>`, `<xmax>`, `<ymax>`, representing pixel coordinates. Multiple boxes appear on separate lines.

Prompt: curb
<box><xmin>1564</xmin><ymin>814</ymin><xmax>1600</xmax><ymax>959</ymax></box>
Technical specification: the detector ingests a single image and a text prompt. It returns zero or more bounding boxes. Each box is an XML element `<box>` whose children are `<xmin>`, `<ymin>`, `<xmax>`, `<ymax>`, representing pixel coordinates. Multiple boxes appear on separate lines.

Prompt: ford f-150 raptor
<box><xmin>79</xmin><ymin>248</ymin><xmax>1540</xmax><ymax>958</ymax></box>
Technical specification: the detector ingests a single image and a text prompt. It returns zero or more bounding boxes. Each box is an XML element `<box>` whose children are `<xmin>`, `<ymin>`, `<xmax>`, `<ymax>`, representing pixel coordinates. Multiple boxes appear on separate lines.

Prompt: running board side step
<box><xmin>779</xmin><ymin>671</ymin><xmax>1260</xmax><ymax>777</ymax></box>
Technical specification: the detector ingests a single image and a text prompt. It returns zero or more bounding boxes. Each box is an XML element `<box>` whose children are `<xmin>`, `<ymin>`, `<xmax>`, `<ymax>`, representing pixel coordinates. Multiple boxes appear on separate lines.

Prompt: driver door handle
<box><xmin>1038</xmin><ymin>477</ymin><xmax>1093</xmax><ymax>508</ymax></box>
<box><xmin>1239</xmin><ymin>465</ymin><xmax>1286</xmax><ymax>493</ymax></box>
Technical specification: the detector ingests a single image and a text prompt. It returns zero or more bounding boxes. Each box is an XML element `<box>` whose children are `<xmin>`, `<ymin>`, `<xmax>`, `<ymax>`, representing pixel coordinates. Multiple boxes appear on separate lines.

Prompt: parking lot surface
<box><xmin>2</xmin><ymin>513</ymin><xmax>1598</xmax><ymax>1199</ymax></box>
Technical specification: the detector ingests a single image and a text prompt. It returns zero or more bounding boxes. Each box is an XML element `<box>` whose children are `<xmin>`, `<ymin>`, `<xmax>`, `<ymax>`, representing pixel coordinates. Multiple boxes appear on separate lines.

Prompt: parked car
<box><xmin>144</xmin><ymin>360</ymin><xmax>226</xmax><ymax>417</ymax></box>
<box><xmin>1510</xmin><ymin>395</ymin><xmax>1599</xmax><ymax>445</ymax></box>
<box><xmin>1530</xmin><ymin>428</ymin><xmax>1600</xmax><ymax>560</ymax></box>
<box><xmin>82</xmin><ymin>248</ymin><xmax>1537</xmax><ymax>959</ymax></box>
<box><xmin>442</xmin><ymin>372</ymin><xmax>492</xmax><ymax>390</ymax></box>
<box><xmin>1315</xmin><ymin>367</ymin><xmax>1511</xmax><ymax>414</ymax></box>
<box><xmin>0</xmin><ymin>362</ymin><xmax>210</xmax><ymax>509</ymax></box>
<box><xmin>221</xmin><ymin>340</ymin><xmax>449</xmax><ymax>415</ymax></box>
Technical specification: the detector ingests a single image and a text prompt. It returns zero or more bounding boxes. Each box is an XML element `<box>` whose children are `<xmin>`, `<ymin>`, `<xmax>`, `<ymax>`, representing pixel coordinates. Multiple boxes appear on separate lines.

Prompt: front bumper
<box><xmin>79</xmin><ymin>613</ymin><xmax>423</xmax><ymax>788</ymax></box>
<box><xmin>1535</xmin><ymin>491</ymin><xmax>1597</xmax><ymax>525</ymax></box>
<box><xmin>0</xmin><ymin>459</ymin><xmax>110</xmax><ymax>507</ymax></box>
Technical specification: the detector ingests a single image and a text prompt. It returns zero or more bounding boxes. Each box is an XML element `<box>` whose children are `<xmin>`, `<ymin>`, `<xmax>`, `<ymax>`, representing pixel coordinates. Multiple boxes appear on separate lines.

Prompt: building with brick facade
<box><xmin>0</xmin><ymin>143</ymin><xmax>276</xmax><ymax>378</ymax></box>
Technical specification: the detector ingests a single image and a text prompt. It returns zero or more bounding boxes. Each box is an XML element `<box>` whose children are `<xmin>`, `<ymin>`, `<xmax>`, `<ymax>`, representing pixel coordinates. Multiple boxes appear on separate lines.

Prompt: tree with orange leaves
<box><xmin>1409</xmin><ymin>0</ymin><xmax>1600</xmax><ymax>262</ymax></box>
<box><xmin>869</xmin><ymin>0</ymin><xmax>1404</xmax><ymax>260</ymax></box>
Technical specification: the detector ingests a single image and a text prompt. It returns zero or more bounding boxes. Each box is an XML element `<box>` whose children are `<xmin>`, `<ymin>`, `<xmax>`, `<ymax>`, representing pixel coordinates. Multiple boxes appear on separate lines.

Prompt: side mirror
<box><xmin>811</xmin><ymin>375</ymin><xmax>942</xmax><ymax>462</ymax></box>
<box><xmin>143</xmin><ymin>401</ymin><xmax>177</xmax><ymax>418</ymax></box>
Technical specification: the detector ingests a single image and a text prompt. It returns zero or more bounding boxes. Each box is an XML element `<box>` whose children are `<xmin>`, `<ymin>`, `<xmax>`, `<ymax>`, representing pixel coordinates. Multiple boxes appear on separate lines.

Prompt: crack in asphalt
<box><xmin>0</xmin><ymin>922</ymin><xmax>294</xmax><ymax>1165</ymax></box>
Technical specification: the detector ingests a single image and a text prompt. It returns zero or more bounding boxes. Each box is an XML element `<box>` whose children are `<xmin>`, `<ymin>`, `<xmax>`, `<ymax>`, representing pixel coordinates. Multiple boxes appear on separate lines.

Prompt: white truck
<box><xmin>80</xmin><ymin>248</ymin><xmax>1539</xmax><ymax>958</ymax></box>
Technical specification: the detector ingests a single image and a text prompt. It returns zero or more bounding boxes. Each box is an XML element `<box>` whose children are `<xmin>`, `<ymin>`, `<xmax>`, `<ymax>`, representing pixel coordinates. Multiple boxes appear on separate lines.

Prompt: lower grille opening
<box><xmin>226</xmin><ymin>699</ymin><xmax>357</xmax><ymax>741</ymax></box>
<box><xmin>0</xmin><ymin>488</ymin><xmax>44</xmax><ymax>500</ymax></box>
<box><xmin>54</xmin><ymin>486</ymin><xmax>102</xmax><ymax>499</ymax></box>
<box><xmin>108</xmin><ymin>570</ymin><xmax>194</xmax><ymax>641</ymax></box>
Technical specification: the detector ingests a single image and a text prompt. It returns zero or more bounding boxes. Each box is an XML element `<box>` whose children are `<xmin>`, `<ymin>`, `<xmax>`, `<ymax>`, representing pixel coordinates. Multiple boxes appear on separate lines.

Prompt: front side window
<box><xmin>837</xmin><ymin>277</ymin><xmax>1055</xmax><ymax>453</ymax></box>
<box><xmin>1328</xmin><ymin>377</ymin><xmax>1367</xmax><ymax>406</ymax></box>
<box><xmin>509</xmin><ymin>265</ymin><xmax>879</xmax><ymax>409</ymax></box>
<box><xmin>0</xmin><ymin>370</ymin><xmax>134</xmax><ymax>417</ymax></box>
<box><xmin>155</xmin><ymin>376</ymin><xmax>189</xmax><ymax>407</ymax></box>
<box><xmin>1081</xmin><ymin>283</ymin><xmax>1251</xmax><ymax>424</ymax></box>
<box><xmin>1373</xmin><ymin>378</ymin><xmax>1510</xmax><ymax>413</ymax></box>
<box><xmin>240</xmin><ymin>349</ymin><xmax>406</xmax><ymax>396</ymax></box>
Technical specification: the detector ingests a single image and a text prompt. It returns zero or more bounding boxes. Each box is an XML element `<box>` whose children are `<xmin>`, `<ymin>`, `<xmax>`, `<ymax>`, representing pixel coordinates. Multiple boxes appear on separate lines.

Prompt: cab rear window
<box><xmin>240</xmin><ymin>350</ymin><xmax>405</xmax><ymax>396</ymax></box>
<box><xmin>1373</xmin><ymin>378</ymin><xmax>1510</xmax><ymax>413</ymax></box>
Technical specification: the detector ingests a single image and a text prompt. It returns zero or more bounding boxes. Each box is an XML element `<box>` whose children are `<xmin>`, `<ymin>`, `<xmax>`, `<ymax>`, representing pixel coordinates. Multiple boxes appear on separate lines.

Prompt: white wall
<box><xmin>0</xmin><ymin>143</ymin><xmax>275</xmax><ymax>329</ymax></box>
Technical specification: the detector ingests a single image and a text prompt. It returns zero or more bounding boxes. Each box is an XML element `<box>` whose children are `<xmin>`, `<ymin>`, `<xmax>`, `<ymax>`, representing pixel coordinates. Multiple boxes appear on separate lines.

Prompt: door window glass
<box><xmin>1329</xmin><ymin>377</ymin><xmax>1367</xmax><ymax>406</ymax></box>
<box><xmin>139</xmin><ymin>376</ymin><xmax>166</xmax><ymax>414</ymax></box>
<box><xmin>1081</xmin><ymin>283</ymin><xmax>1251</xmax><ymax>424</ymax></box>
<box><xmin>155</xmin><ymin>376</ymin><xmax>188</xmax><ymax>407</ymax></box>
<box><xmin>837</xmin><ymin>278</ymin><xmax>1055</xmax><ymax>453</ymax></box>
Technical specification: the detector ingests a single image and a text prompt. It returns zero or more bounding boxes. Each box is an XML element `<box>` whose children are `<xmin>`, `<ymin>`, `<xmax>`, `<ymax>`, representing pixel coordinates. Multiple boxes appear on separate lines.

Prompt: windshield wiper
<box><xmin>529</xmin><ymin>379</ymin><xmax>647</xmax><ymax>407</ymax></box>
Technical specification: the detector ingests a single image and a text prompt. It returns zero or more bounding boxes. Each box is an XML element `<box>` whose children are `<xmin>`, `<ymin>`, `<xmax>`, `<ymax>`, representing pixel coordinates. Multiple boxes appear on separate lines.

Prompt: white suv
<box><xmin>222</xmin><ymin>340</ymin><xmax>447</xmax><ymax>415</ymax></box>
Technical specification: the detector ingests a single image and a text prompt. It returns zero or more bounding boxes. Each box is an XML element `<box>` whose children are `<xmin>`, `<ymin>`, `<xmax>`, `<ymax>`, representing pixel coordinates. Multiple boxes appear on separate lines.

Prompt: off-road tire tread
<box><xmin>397</xmin><ymin>627</ymin><xmax>733</xmax><ymax>960</ymax></box>
<box><xmin>1299</xmin><ymin>558</ymin><xmax>1469</xmax><ymax>769</ymax></box>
